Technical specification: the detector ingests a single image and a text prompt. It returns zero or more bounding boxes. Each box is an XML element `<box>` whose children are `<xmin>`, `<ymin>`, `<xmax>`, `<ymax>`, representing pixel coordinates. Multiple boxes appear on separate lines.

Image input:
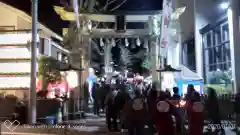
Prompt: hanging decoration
<box><xmin>125</xmin><ymin>38</ymin><xmax>129</xmax><ymax>47</ymax></box>
<box><xmin>136</xmin><ymin>37</ymin><xmax>141</xmax><ymax>46</ymax></box>
<box><xmin>100</xmin><ymin>38</ymin><xmax>104</xmax><ymax>47</ymax></box>
<box><xmin>160</xmin><ymin>0</ymin><xmax>173</xmax><ymax>57</ymax></box>
<box><xmin>72</xmin><ymin>0</ymin><xmax>80</xmax><ymax>29</ymax></box>
<box><xmin>111</xmin><ymin>38</ymin><xmax>116</xmax><ymax>47</ymax></box>
<box><xmin>87</xmin><ymin>20</ymin><xmax>92</xmax><ymax>32</ymax></box>
<box><xmin>131</xmin><ymin>39</ymin><xmax>136</xmax><ymax>49</ymax></box>
<box><xmin>143</xmin><ymin>39</ymin><xmax>148</xmax><ymax>49</ymax></box>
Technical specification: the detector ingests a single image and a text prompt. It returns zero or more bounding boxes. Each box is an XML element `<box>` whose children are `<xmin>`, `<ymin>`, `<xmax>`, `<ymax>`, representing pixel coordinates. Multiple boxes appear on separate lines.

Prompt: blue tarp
<box><xmin>175</xmin><ymin>79</ymin><xmax>203</xmax><ymax>96</ymax></box>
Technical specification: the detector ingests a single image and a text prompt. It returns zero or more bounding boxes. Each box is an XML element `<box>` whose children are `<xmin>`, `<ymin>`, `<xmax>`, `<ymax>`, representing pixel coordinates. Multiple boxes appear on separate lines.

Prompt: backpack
<box><xmin>156</xmin><ymin>100</ymin><xmax>170</xmax><ymax>112</ymax></box>
<box><xmin>192</xmin><ymin>102</ymin><xmax>204</xmax><ymax>112</ymax></box>
<box><xmin>132</xmin><ymin>98</ymin><xmax>144</xmax><ymax>111</ymax></box>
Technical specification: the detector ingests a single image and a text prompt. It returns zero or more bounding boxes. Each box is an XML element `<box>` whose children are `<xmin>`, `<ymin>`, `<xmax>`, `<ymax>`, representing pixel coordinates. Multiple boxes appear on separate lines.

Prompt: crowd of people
<box><xmin>88</xmin><ymin>77</ymin><xmax>226</xmax><ymax>135</ymax></box>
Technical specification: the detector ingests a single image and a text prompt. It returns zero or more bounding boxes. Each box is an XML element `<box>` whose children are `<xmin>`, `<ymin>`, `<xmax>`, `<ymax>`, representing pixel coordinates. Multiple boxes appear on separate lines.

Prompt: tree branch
<box><xmin>87</xmin><ymin>0</ymin><xmax>96</xmax><ymax>12</ymax></box>
<box><xmin>102</xmin><ymin>0</ymin><xmax>117</xmax><ymax>11</ymax></box>
<box><xmin>110</xmin><ymin>0</ymin><xmax>127</xmax><ymax>11</ymax></box>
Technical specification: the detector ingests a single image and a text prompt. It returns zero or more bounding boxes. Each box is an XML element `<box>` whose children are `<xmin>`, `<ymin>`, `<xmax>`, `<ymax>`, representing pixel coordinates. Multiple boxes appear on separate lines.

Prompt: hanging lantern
<box><xmin>143</xmin><ymin>39</ymin><xmax>148</xmax><ymax>49</ymax></box>
<box><xmin>111</xmin><ymin>38</ymin><xmax>116</xmax><ymax>47</ymax></box>
<box><xmin>131</xmin><ymin>40</ymin><xmax>136</xmax><ymax>49</ymax></box>
<box><xmin>125</xmin><ymin>38</ymin><xmax>129</xmax><ymax>47</ymax></box>
<box><xmin>100</xmin><ymin>38</ymin><xmax>104</xmax><ymax>47</ymax></box>
<box><xmin>136</xmin><ymin>37</ymin><xmax>141</xmax><ymax>46</ymax></box>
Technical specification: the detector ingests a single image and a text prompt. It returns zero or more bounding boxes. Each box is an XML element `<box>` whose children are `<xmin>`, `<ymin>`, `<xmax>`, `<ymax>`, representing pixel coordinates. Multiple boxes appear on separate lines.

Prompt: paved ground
<box><xmin>0</xmin><ymin>113</ymin><xmax>119</xmax><ymax>135</ymax></box>
<box><xmin>0</xmin><ymin>113</ymin><xmax>238</xmax><ymax>135</ymax></box>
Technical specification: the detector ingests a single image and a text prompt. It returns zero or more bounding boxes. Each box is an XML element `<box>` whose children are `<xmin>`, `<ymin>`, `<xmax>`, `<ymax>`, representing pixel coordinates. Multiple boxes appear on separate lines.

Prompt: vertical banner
<box><xmin>71</xmin><ymin>0</ymin><xmax>80</xmax><ymax>28</ymax></box>
<box><xmin>160</xmin><ymin>0</ymin><xmax>173</xmax><ymax>57</ymax></box>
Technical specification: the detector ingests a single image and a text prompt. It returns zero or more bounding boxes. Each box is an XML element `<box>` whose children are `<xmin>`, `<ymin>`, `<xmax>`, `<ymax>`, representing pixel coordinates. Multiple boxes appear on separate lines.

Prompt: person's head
<box><xmin>173</xmin><ymin>87</ymin><xmax>179</xmax><ymax>94</ymax></box>
<box><xmin>187</xmin><ymin>84</ymin><xmax>195</xmax><ymax>93</ymax></box>
<box><xmin>158</xmin><ymin>91</ymin><xmax>167</xmax><ymax>100</ymax></box>
<box><xmin>207</xmin><ymin>87</ymin><xmax>217</xmax><ymax>98</ymax></box>
<box><xmin>192</xmin><ymin>91</ymin><xmax>201</xmax><ymax>101</ymax></box>
<box><xmin>165</xmin><ymin>89</ymin><xmax>171</xmax><ymax>98</ymax></box>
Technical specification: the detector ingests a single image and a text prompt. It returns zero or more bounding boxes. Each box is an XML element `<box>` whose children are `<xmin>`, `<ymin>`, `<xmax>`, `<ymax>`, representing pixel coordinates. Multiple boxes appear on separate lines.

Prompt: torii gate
<box><xmin>55</xmin><ymin>5</ymin><xmax>185</xmax><ymax>80</ymax></box>
<box><xmin>54</xmin><ymin>5</ymin><xmax>185</xmax><ymax>114</ymax></box>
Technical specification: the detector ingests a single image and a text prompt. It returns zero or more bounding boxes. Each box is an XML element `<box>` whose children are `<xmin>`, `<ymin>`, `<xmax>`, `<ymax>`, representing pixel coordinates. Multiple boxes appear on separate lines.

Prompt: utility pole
<box><xmin>29</xmin><ymin>0</ymin><xmax>38</xmax><ymax>124</ymax></box>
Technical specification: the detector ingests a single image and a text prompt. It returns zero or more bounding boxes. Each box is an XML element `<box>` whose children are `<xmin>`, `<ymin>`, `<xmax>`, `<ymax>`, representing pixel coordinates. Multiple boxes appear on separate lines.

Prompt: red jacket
<box><xmin>154</xmin><ymin>99</ymin><xmax>175</xmax><ymax>135</ymax></box>
<box><xmin>186</xmin><ymin>101</ymin><xmax>204</xmax><ymax>135</ymax></box>
<box><xmin>123</xmin><ymin>98</ymin><xmax>147</xmax><ymax>128</ymax></box>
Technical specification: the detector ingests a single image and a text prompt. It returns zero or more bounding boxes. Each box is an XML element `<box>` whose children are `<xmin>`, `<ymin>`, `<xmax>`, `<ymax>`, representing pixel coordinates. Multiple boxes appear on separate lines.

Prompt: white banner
<box><xmin>0</xmin><ymin>33</ymin><xmax>39</xmax><ymax>45</ymax></box>
<box><xmin>160</xmin><ymin>0</ymin><xmax>173</xmax><ymax>57</ymax></box>
<box><xmin>72</xmin><ymin>0</ymin><xmax>80</xmax><ymax>28</ymax></box>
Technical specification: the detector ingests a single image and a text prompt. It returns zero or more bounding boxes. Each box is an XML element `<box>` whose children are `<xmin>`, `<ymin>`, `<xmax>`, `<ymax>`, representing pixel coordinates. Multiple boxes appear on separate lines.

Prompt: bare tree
<box><xmin>63</xmin><ymin>0</ymin><xmax>128</xmax><ymax>64</ymax></box>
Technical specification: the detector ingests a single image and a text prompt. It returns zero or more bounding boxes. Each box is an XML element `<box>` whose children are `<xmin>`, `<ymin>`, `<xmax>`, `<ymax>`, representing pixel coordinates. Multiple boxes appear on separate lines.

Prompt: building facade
<box><xmin>194</xmin><ymin>0</ymin><xmax>240</xmax><ymax>93</ymax></box>
<box><xmin>0</xmin><ymin>2</ymin><xmax>70</xmax><ymax>99</ymax></box>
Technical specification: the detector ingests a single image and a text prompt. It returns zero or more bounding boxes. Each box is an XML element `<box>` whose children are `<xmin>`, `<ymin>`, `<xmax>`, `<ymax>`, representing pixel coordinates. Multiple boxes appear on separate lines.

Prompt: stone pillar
<box><xmin>151</xmin><ymin>37</ymin><xmax>160</xmax><ymax>83</ymax></box>
<box><xmin>228</xmin><ymin>0</ymin><xmax>240</xmax><ymax>93</ymax></box>
<box><xmin>104</xmin><ymin>40</ymin><xmax>112</xmax><ymax>79</ymax></box>
<box><xmin>194</xmin><ymin>0</ymin><xmax>204</xmax><ymax>78</ymax></box>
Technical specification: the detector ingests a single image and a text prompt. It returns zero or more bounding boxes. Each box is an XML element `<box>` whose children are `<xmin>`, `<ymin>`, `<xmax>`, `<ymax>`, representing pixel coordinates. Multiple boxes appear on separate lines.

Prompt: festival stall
<box><xmin>174</xmin><ymin>66</ymin><xmax>203</xmax><ymax>96</ymax></box>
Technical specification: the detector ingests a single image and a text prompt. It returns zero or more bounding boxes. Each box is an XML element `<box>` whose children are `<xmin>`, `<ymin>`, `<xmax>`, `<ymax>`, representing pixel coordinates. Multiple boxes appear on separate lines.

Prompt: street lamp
<box><xmin>156</xmin><ymin>65</ymin><xmax>181</xmax><ymax>90</ymax></box>
<box><xmin>220</xmin><ymin>2</ymin><xmax>229</xmax><ymax>9</ymax></box>
<box><xmin>29</xmin><ymin>0</ymin><xmax>38</xmax><ymax>124</ymax></box>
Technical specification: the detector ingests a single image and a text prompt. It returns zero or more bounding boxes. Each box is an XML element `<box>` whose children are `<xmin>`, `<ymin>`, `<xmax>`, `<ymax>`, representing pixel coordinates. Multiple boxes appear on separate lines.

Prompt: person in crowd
<box><xmin>143</xmin><ymin>82</ymin><xmax>151</xmax><ymax>98</ymax></box>
<box><xmin>171</xmin><ymin>87</ymin><xmax>184</xmax><ymax>134</ymax></box>
<box><xmin>105</xmin><ymin>87</ymin><xmax>119</xmax><ymax>132</ymax></box>
<box><xmin>83</xmin><ymin>82</ymin><xmax>90</xmax><ymax>112</ymax></box>
<box><xmin>92</xmin><ymin>82</ymin><xmax>101</xmax><ymax>116</ymax></box>
<box><xmin>172</xmin><ymin>87</ymin><xmax>181</xmax><ymax>100</ymax></box>
<box><xmin>114</xmin><ymin>85</ymin><xmax>131</xmax><ymax>131</ymax></box>
<box><xmin>234</xmin><ymin>93</ymin><xmax>240</xmax><ymax>131</ymax></box>
<box><xmin>154</xmin><ymin>91</ymin><xmax>176</xmax><ymax>135</ymax></box>
<box><xmin>165</xmin><ymin>89</ymin><xmax>171</xmax><ymax>99</ymax></box>
<box><xmin>147</xmin><ymin>83</ymin><xmax>158</xmax><ymax>135</ymax></box>
<box><xmin>185</xmin><ymin>84</ymin><xmax>195</xmax><ymax>100</ymax></box>
<box><xmin>124</xmin><ymin>89</ymin><xmax>147</xmax><ymax>135</ymax></box>
<box><xmin>186</xmin><ymin>91</ymin><xmax>204</xmax><ymax>135</ymax></box>
<box><xmin>99</xmin><ymin>82</ymin><xmax>109</xmax><ymax>111</ymax></box>
<box><xmin>205</xmin><ymin>87</ymin><xmax>224</xmax><ymax>133</ymax></box>
<box><xmin>13</xmin><ymin>100</ymin><xmax>27</xmax><ymax>124</ymax></box>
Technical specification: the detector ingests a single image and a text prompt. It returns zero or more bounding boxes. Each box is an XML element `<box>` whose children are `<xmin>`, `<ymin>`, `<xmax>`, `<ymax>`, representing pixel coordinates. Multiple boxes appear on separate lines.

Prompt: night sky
<box><xmin>2</xmin><ymin>0</ymin><xmax>162</xmax><ymax>35</ymax></box>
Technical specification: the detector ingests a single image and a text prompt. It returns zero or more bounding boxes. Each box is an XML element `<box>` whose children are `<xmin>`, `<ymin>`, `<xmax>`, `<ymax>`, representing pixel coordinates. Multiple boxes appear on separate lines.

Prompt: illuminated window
<box><xmin>201</xmin><ymin>20</ymin><xmax>231</xmax><ymax>85</ymax></box>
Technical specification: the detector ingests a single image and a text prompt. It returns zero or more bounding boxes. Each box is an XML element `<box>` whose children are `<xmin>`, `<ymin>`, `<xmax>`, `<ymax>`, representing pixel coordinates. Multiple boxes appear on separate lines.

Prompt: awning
<box><xmin>156</xmin><ymin>65</ymin><xmax>181</xmax><ymax>72</ymax></box>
